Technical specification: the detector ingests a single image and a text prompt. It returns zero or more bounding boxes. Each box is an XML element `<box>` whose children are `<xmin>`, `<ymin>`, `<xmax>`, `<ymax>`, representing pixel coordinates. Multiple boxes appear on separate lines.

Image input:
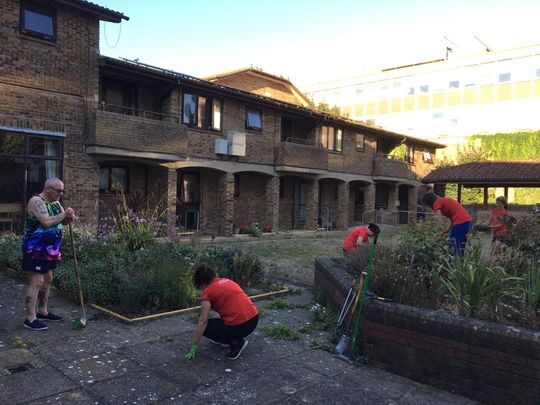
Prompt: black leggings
<box><xmin>203</xmin><ymin>315</ymin><xmax>259</xmax><ymax>346</ymax></box>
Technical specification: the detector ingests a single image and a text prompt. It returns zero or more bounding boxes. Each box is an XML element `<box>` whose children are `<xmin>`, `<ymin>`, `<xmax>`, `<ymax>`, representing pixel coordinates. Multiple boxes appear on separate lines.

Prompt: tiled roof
<box><xmin>54</xmin><ymin>0</ymin><xmax>128</xmax><ymax>22</ymax></box>
<box><xmin>423</xmin><ymin>161</ymin><xmax>540</xmax><ymax>185</ymax></box>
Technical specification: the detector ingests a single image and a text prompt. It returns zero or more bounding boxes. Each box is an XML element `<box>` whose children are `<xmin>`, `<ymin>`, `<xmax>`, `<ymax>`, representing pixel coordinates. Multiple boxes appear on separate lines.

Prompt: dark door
<box><xmin>178</xmin><ymin>171</ymin><xmax>201</xmax><ymax>230</ymax></box>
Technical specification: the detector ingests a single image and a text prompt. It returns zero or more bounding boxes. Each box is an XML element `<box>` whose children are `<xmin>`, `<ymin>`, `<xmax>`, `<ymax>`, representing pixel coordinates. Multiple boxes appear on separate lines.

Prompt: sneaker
<box><xmin>209</xmin><ymin>339</ymin><xmax>228</xmax><ymax>348</ymax></box>
<box><xmin>226</xmin><ymin>339</ymin><xmax>248</xmax><ymax>360</ymax></box>
<box><xmin>23</xmin><ymin>319</ymin><xmax>48</xmax><ymax>331</ymax></box>
<box><xmin>37</xmin><ymin>312</ymin><xmax>63</xmax><ymax>322</ymax></box>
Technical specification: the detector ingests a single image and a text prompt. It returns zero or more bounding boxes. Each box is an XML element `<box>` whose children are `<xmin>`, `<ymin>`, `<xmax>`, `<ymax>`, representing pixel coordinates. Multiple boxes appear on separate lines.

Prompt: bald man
<box><xmin>22</xmin><ymin>177</ymin><xmax>75</xmax><ymax>331</ymax></box>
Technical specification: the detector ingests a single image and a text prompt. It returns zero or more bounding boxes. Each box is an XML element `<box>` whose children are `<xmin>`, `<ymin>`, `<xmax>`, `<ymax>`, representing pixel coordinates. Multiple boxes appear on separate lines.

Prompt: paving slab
<box><xmin>0</xmin><ymin>365</ymin><xmax>78</xmax><ymax>404</ymax></box>
<box><xmin>56</xmin><ymin>350</ymin><xmax>142</xmax><ymax>386</ymax></box>
<box><xmin>192</xmin><ymin>358</ymin><xmax>328</xmax><ymax>404</ymax></box>
<box><xmin>0</xmin><ymin>270</ymin><xmax>477</xmax><ymax>404</ymax></box>
<box><xmin>23</xmin><ymin>389</ymin><xmax>100</xmax><ymax>405</ymax></box>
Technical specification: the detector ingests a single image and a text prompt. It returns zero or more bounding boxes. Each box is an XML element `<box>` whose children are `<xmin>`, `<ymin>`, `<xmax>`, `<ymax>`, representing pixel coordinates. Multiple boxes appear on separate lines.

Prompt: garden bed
<box><xmin>315</xmin><ymin>256</ymin><xmax>540</xmax><ymax>405</ymax></box>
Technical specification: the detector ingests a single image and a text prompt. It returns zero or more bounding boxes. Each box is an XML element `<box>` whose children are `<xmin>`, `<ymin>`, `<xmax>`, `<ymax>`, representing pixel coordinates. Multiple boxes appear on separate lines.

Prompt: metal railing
<box><xmin>362</xmin><ymin>209</ymin><xmax>437</xmax><ymax>225</ymax></box>
<box><xmin>100</xmin><ymin>102</ymin><xmax>181</xmax><ymax>122</ymax></box>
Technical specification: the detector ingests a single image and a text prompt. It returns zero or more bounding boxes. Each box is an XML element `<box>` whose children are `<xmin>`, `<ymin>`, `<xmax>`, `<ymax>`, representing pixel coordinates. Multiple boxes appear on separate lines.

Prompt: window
<box><xmin>182</xmin><ymin>92</ymin><xmax>222</xmax><ymax>131</ymax></box>
<box><xmin>419</xmin><ymin>85</ymin><xmax>429</xmax><ymax>93</ymax></box>
<box><xmin>279</xmin><ymin>177</ymin><xmax>284</xmax><ymax>199</ymax></box>
<box><xmin>355</xmin><ymin>133</ymin><xmax>365</xmax><ymax>151</ymax></box>
<box><xmin>321</xmin><ymin>126</ymin><xmax>342</xmax><ymax>152</ymax></box>
<box><xmin>499</xmin><ymin>73</ymin><xmax>511</xmax><ymax>82</ymax></box>
<box><xmin>102</xmin><ymin>79</ymin><xmax>137</xmax><ymax>115</ymax></box>
<box><xmin>99</xmin><ymin>166</ymin><xmax>128</xmax><ymax>193</ymax></box>
<box><xmin>423</xmin><ymin>149</ymin><xmax>433</xmax><ymax>163</ymax></box>
<box><xmin>536</xmin><ymin>68</ymin><xmax>540</xmax><ymax>78</ymax></box>
<box><xmin>20</xmin><ymin>1</ymin><xmax>56</xmax><ymax>41</ymax></box>
<box><xmin>449</xmin><ymin>80</ymin><xmax>459</xmax><ymax>89</ymax></box>
<box><xmin>233</xmin><ymin>174</ymin><xmax>240</xmax><ymax>197</ymax></box>
<box><xmin>406</xmin><ymin>146</ymin><xmax>414</xmax><ymax>164</ymax></box>
<box><xmin>245</xmin><ymin>108</ymin><xmax>262</xmax><ymax>131</ymax></box>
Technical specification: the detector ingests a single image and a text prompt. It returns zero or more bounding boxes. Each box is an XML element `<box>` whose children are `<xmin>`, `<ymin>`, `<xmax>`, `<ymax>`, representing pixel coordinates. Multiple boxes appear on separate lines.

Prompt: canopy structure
<box><xmin>422</xmin><ymin>161</ymin><xmax>540</xmax><ymax>205</ymax></box>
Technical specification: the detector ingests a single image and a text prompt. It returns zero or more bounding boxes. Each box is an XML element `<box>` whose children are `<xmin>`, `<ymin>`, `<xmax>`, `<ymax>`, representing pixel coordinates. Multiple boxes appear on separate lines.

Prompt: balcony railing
<box><xmin>275</xmin><ymin>140</ymin><xmax>328</xmax><ymax>171</ymax></box>
<box><xmin>100</xmin><ymin>102</ymin><xmax>180</xmax><ymax>122</ymax></box>
<box><xmin>373</xmin><ymin>155</ymin><xmax>414</xmax><ymax>179</ymax></box>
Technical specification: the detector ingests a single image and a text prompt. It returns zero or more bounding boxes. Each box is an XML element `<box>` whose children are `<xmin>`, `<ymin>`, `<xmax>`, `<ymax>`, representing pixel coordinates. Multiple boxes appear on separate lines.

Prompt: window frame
<box><xmin>406</xmin><ymin>145</ymin><xmax>415</xmax><ymax>164</ymax></box>
<box><xmin>20</xmin><ymin>0</ymin><xmax>56</xmax><ymax>41</ymax></box>
<box><xmin>422</xmin><ymin>149</ymin><xmax>433</xmax><ymax>163</ymax></box>
<box><xmin>99</xmin><ymin>165</ymin><xmax>129</xmax><ymax>193</ymax></box>
<box><xmin>321</xmin><ymin>126</ymin><xmax>343</xmax><ymax>153</ymax></box>
<box><xmin>245</xmin><ymin>107</ymin><xmax>263</xmax><ymax>131</ymax></box>
<box><xmin>182</xmin><ymin>92</ymin><xmax>222</xmax><ymax>131</ymax></box>
<box><xmin>355</xmin><ymin>133</ymin><xmax>365</xmax><ymax>151</ymax></box>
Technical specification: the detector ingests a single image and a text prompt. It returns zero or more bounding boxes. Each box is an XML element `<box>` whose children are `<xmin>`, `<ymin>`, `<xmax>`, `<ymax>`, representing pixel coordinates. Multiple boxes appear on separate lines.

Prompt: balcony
<box><xmin>89</xmin><ymin>106</ymin><xmax>187</xmax><ymax>157</ymax></box>
<box><xmin>373</xmin><ymin>155</ymin><xmax>415</xmax><ymax>180</ymax></box>
<box><xmin>275</xmin><ymin>138</ymin><xmax>328</xmax><ymax>172</ymax></box>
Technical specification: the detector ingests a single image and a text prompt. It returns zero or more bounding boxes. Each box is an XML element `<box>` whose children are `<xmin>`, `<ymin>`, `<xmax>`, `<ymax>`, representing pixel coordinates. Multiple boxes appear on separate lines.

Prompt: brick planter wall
<box><xmin>315</xmin><ymin>257</ymin><xmax>540</xmax><ymax>405</ymax></box>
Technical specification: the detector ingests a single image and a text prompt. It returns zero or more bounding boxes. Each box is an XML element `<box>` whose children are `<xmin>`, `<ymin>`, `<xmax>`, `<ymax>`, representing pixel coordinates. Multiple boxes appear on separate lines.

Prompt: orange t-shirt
<box><xmin>342</xmin><ymin>226</ymin><xmax>369</xmax><ymax>252</ymax></box>
<box><xmin>200</xmin><ymin>278</ymin><xmax>258</xmax><ymax>326</ymax></box>
<box><xmin>432</xmin><ymin>197</ymin><xmax>472</xmax><ymax>225</ymax></box>
<box><xmin>490</xmin><ymin>207</ymin><xmax>508</xmax><ymax>237</ymax></box>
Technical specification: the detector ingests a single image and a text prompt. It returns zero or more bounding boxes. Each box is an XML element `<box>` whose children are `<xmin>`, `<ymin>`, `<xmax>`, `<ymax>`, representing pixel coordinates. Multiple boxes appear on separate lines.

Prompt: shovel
<box><xmin>68</xmin><ymin>223</ymin><xmax>87</xmax><ymax>329</ymax></box>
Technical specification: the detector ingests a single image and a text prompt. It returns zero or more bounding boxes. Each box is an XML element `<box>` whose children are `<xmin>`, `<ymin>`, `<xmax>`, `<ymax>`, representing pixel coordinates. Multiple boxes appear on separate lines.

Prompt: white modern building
<box><xmin>304</xmin><ymin>44</ymin><xmax>540</xmax><ymax>147</ymax></box>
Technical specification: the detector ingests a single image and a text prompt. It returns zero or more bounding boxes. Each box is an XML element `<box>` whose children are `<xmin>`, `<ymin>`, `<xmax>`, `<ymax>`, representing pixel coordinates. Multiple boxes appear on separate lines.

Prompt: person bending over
<box><xmin>422</xmin><ymin>191</ymin><xmax>472</xmax><ymax>256</ymax></box>
<box><xmin>186</xmin><ymin>264</ymin><xmax>259</xmax><ymax>361</ymax></box>
<box><xmin>342</xmin><ymin>223</ymin><xmax>380</xmax><ymax>254</ymax></box>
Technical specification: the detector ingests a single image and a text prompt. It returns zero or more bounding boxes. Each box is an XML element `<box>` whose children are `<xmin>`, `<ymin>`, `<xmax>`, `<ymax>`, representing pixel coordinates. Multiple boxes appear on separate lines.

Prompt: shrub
<box><xmin>0</xmin><ymin>234</ymin><xmax>21</xmax><ymax>271</ymax></box>
<box><xmin>398</xmin><ymin>218</ymin><xmax>448</xmax><ymax>271</ymax></box>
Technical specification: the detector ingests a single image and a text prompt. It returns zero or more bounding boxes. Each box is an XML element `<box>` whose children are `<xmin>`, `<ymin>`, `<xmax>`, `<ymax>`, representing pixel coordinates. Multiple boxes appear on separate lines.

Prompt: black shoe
<box><xmin>226</xmin><ymin>339</ymin><xmax>248</xmax><ymax>360</ymax></box>
<box><xmin>37</xmin><ymin>312</ymin><xmax>63</xmax><ymax>322</ymax></box>
<box><xmin>23</xmin><ymin>319</ymin><xmax>48</xmax><ymax>331</ymax></box>
<box><xmin>209</xmin><ymin>339</ymin><xmax>228</xmax><ymax>348</ymax></box>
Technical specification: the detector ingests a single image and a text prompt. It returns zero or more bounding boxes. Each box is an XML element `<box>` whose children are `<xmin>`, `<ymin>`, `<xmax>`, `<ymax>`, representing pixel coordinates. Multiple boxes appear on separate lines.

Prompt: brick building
<box><xmin>0</xmin><ymin>0</ymin><xmax>443</xmax><ymax>236</ymax></box>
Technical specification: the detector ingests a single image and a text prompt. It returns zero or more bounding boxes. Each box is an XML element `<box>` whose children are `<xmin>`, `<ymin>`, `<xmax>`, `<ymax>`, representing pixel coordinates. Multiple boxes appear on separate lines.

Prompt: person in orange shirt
<box><xmin>486</xmin><ymin>196</ymin><xmax>509</xmax><ymax>258</ymax></box>
<box><xmin>422</xmin><ymin>192</ymin><xmax>473</xmax><ymax>256</ymax></box>
<box><xmin>342</xmin><ymin>223</ymin><xmax>380</xmax><ymax>253</ymax></box>
<box><xmin>185</xmin><ymin>264</ymin><xmax>259</xmax><ymax>361</ymax></box>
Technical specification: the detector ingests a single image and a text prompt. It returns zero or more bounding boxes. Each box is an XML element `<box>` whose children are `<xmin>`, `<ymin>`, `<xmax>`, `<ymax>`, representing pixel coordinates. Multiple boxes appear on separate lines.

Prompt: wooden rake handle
<box><xmin>68</xmin><ymin>223</ymin><xmax>86</xmax><ymax>319</ymax></box>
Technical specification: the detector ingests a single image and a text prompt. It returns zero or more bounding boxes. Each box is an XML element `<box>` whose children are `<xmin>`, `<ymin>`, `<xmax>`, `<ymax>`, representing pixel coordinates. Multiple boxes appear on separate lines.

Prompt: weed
<box><xmin>13</xmin><ymin>336</ymin><xmax>34</xmax><ymax>349</ymax></box>
<box><xmin>265</xmin><ymin>298</ymin><xmax>295</xmax><ymax>310</ymax></box>
<box><xmin>260</xmin><ymin>324</ymin><xmax>300</xmax><ymax>341</ymax></box>
<box><xmin>310</xmin><ymin>340</ymin><xmax>334</xmax><ymax>352</ymax></box>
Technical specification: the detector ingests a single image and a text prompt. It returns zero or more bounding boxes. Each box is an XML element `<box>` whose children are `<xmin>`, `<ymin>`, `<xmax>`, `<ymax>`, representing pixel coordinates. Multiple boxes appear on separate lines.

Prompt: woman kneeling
<box><xmin>186</xmin><ymin>264</ymin><xmax>259</xmax><ymax>361</ymax></box>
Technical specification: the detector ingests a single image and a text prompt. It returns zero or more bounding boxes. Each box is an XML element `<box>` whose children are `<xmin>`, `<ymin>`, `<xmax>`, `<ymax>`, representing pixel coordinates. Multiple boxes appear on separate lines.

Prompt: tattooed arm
<box><xmin>28</xmin><ymin>196</ymin><xmax>65</xmax><ymax>228</ymax></box>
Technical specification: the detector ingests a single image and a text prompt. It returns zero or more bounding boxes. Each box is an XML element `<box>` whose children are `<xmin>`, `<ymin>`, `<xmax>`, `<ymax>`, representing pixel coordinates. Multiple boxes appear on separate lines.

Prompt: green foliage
<box><xmin>388</xmin><ymin>144</ymin><xmax>407</xmax><ymax>160</ymax></box>
<box><xmin>308</xmin><ymin>99</ymin><xmax>341</xmax><ymax>115</ymax></box>
<box><xmin>468</xmin><ymin>130</ymin><xmax>540</xmax><ymax>160</ymax></box>
<box><xmin>398</xmin><ymin>219</ymin><xmax>448</xmax><ymax>270</ymax></box>
<box><xmin>0</xmin><ymin>234</ymin><xmax>22</xmax><ymax>271</ymax></box>
<box><xmin>523</xmin><ymin>263</ymin><xmax>540</xmax><ymax>311</ymax></box>
<box><xmin>437</xmin><ymin>245</ymin><xmax>518</xmax><ymax>317</ymax></box>
<box><xmin>265</xmin><ymin>298</ymin><xmax>296</xmax><ymax>310</ymax></box>
<box><xmin>260</xmin><ymin>324</ymin><xmax>300</xmax><ymax>341</ymax></box>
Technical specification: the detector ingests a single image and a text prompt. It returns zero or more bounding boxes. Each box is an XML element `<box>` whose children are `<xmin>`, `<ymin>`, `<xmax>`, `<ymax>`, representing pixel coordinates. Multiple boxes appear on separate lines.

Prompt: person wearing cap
<box><xmin>422</xmin><ymin>191</ymin><xmax>473</xmax><ymax>256</ymax></box>
<box><xmin>342</xmin><ymin>223</ymin><xmax>380</xmax><ymax>253</ymax></box>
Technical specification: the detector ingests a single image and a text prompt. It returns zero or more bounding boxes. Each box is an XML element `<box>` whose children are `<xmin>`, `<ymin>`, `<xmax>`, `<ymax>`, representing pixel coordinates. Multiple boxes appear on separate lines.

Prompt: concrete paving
<box><xmin>0</xmin><ymin>271</ymin><xmax>477</xmax><ymax>404</ymax></box>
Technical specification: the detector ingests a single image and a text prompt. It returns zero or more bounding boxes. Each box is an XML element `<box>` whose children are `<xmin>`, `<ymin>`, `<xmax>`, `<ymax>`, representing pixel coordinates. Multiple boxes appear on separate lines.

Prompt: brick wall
<box><xmin>233</xmin><ymin>173</ymin><xmax>268</xmax><ymax>227</ymax></box>
<box><xmin>315</xmin><ymin>257</ymin><xmax>540</xmax><ymax>405</ymax></box>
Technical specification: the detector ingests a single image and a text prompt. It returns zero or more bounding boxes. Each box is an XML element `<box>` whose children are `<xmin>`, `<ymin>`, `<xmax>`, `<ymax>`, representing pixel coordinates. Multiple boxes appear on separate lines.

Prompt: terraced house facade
<box><xmin>0</xmin><ymin>0</ymin><xmax>443</xmax><ymax>236</ymax></box>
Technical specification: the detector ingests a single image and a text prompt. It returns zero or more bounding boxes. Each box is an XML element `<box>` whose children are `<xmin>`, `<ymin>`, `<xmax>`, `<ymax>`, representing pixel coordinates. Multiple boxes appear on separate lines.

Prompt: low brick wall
<box><xmin>315</xmin><ymin>257</ymin><xmax>540</xmax><ymax>405</ymax></box>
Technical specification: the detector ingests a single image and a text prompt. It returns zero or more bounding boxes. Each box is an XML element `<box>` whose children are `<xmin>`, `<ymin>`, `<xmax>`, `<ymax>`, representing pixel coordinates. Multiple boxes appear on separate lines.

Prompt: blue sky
<box><xmin>93</xmin><ymin>0</ymin><xmax>540</xmax><ymax>86</ymax></box>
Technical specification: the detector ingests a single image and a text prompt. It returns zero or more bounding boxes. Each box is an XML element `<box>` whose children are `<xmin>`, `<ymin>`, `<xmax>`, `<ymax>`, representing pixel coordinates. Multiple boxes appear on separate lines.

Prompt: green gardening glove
<box><xmin>185</xmin><ymin>342</ymin><xmax>198</xmax><ymax>360</ymax></box>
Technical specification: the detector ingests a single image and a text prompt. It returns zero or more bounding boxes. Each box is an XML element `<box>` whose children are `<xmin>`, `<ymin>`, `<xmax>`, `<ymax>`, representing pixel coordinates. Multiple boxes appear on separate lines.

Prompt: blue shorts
<box><xmin>22</xmin><ymin>257</ymin><xmax>57</xmax><ymax>274</ymax></box>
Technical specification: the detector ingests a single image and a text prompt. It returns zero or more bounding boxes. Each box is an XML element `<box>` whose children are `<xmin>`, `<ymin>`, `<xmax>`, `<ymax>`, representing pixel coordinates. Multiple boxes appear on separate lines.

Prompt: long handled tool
<box><xmin>68</xmin><ymin>223</ymin><xmax>87</xmax><ymax>329</ymax></box>
<box><xmin>335</xmin><ymin>234</ymin><xmax>378</xmax><ymax>361</ymax></box>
